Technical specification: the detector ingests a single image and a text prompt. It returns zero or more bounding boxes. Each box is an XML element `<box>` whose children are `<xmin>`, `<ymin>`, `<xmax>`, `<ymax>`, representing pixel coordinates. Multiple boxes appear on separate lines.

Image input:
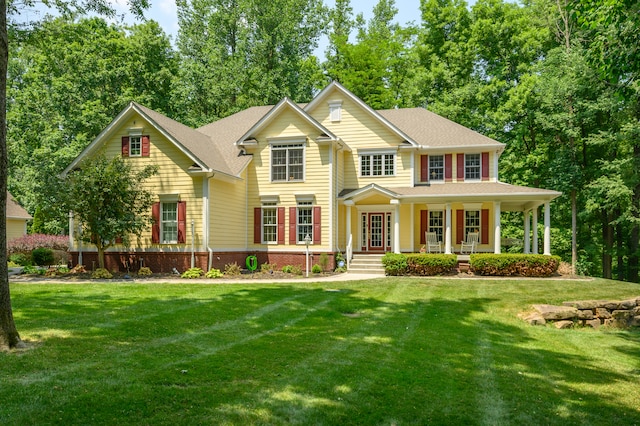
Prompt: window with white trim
<box><xmin>130</xmin><ymin>136</ymin><xmax>142</xmax><ymax>157</ymax></box>
<box><xmin>161</xmin><ymin>202</ymin><xmax>178</xmax><ymax>243</ymax></box>
<box><xmin>465</xmin><ymin>154</ymin><xmax>481</xmax><ymax>180</ymax></box>
<box><xmin>262</xmin><ymin>203</ymin><xmax>278</xmax><ymax>243</ymax></box>
<box><xmin>465</xmin><ymin>210</ymin><xmax>480</xmax><ymax>238</ymax></box>
<box><xmin>271</xmin><ymin>143</ymin><xmax>304</xmax><ymax>182</ymax></box>
<box><xmin>429</xmin><ymin>210</ymin><xmax>444</xmax><ymax>242</ymax></box>
<box><xmin>296</xmin><ymin>202</ymin><xmax>313</xmax><ymax>243</ymax></box>
<box><xmin>360</xmin><ymin>153</ymin><xmax>395</xmax><ymax>177</ymax></box>
<box><xmin>429</xmin><ymin>155</ymin><xmax>444</xmax><ymax>181</ymax></box>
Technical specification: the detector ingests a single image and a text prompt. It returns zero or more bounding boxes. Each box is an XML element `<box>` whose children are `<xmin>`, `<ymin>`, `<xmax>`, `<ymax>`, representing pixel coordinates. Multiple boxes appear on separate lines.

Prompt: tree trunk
<box><xmin>629</xmin><ymin>224</ymin><xmax>639</xmax><ymax>283</ymax></box>
<box><xmin>0</xmin><ymin>0</ymin><xmax>23</xmax><ymax>350</ymax></box>
<box><xmin>97</xmin><ymin>245</ymin><xmax>106</xmax><ymax>269</ymax></box>
<box><xmin>571</xmin><ymin>189</ymin><xmax>577</xmax><ymax>275</ymax></box>
<box><xmin>616</xmin><ymin>219</ymin><xmax>625</xmax><ymax>282</ymax></box>
<box><xmin>601</xmin><ymin>210</ymin><xmax>612</xmax><ymax>279</ymax></box>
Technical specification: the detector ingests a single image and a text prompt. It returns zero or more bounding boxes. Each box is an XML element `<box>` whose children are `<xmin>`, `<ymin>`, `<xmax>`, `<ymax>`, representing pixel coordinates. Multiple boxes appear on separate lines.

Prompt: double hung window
<box><xmin>271</xmin><ymin>143</ymin><xmax>304</xmax><ymax>182</ymax></box>
<box><xmin>465</xmin><ymin>210</ymin><xmax>480</xmax><ymax>237</ymax></box>
<box><xmin>465</xmin><ymin>154</ymin><xmax>481</xmax><ymax>180</ymax></box>
<box><xmin>129</xmin><ymin>136</ymin><xmax>142</xmax><ymax>157</ymax></box>
<box><xmin>360</xmin><ymin>153</ymin><xmax>395</xmax><ymax>177</ymax></box>
<box><xmin>262</xmin><ymin>203</ymin><xmax>278</xmax><ymax>243</ymax></box>
<box><xmin>161</xmin><ymin>202</ymin><xmax>178</xmax><ymax>243</ymax></box>
<box><xmin>429</xmin><ymin>211</ymin><xmax>444</xmax><ymax>241</ymax></box>
<box><xmin>429</xmin><ymin>155</ymin><xmax>444</xmax><ymax>181</ymax></box>
<box><xmin>296</xmin><ymin>202</ymin><xmax>313</xmax><ymax>243</ymax></box>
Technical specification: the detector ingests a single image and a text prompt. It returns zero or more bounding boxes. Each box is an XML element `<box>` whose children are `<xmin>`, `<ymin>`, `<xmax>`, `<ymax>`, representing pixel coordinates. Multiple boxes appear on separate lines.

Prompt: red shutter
<box><xmin>456</xmin><ymin>209</ymin><xmax>464</xmax><ymax>244</ymax></box>
<box><xmin>289</xmin><ymin>207</ymin><xmax>297</xmax><ymax>244</ymax></box>
<box><xmin>152</xmin><ymin>202</ymin><xmax>160</xmax><ymax>243</ymax></box>
<box><xmin>481</xmin><ymin>209</ymin><xmax>489</xmax><ymax>245</ymax></box>
<box><xmin>142</xmin><ymin>135</ymin><xmax>151</xmax><ymax>157</ymax></box>
<box><xmin>420</xmin><ymin>210</ymin><xmax>428</xmax><ymax>244</ymax></box>
<box><xmin>177</xmin><ymin>201</ymin><xmax>187</xmax><ymax>244</ymax></box>
<box><xmin>254</xmin><ymin>208</ymin><xmax>262</xmax><ymax>243</ymax></box>
<box><xmin>313</xmin><ymin>206</ymin><xmax>321</xmax><ymax>244</ymax></box>
<box><xmin>457</xmin><ymin>153</ymin><xmax>465</xmax><ymax>181</ymax></box>
<box><xmin>420</xmin><ymin>155</ymin><xmax>428</xmax><ymax>182</ymax></box>
<box><xmin>482</xmin><ymin>152</ymin><xmax>489</xmax><ymax>181</ymax></box>
<box><xmin>277</xmin><ymin>207</ymin><xmax>285</xmax><ymax>244</ymax></box>
<box><xmin>445</xmin><ymin>154</ymin><xmax>452</xmax><ymax>182</ymax></box>
<box><xmin>122</xmin><ymin>136</ymin><xmax>130</xmax><ymax>157</ymax></box>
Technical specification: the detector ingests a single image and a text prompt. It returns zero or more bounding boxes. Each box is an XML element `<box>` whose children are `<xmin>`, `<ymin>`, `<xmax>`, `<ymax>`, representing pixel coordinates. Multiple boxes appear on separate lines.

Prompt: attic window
<box><xmin>329</xmin><ymin>101</ymin><xmax>342</xmax><ymax>122</ymax></box>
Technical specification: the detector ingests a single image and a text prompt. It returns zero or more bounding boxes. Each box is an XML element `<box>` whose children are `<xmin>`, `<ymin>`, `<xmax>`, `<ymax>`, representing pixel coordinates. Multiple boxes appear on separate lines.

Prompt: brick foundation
<box><xmin>70</xmin><ymin>250</ymin><xmax>336</xmax><ymax>273</ymax></box>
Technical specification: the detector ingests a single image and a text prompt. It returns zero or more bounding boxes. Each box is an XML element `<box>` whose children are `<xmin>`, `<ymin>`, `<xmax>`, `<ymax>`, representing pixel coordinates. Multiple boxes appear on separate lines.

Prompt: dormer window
<box><xmin>130</xmin><ymin>136</ymin><xmax>142</xmax><ymax>157</ymax></box>
<box><xmin>329</xmin><ymin>101</ymin><xmax>342</xmax><ymax>122</ymax></box>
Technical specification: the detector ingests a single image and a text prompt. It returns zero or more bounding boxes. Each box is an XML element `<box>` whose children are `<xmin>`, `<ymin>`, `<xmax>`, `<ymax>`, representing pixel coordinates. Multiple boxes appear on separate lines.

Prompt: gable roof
<box><xmin>6</xmin><ymin>192</ymin><xmax>31</xmax><ymax>220</ymax></box>
<box><xmin>378</xmin><ymin>108</ymin><xmax>504</xmax><ymax>150</ymax></box>
<box><xmin>228</xmin><ymin>98</ymin><xmax>338</xmax><ymax>146</ymax></box>
<box><xmin>305</xmin><ymin>81</ymin><xmax>420</xmax><ymax>147</ymax></box>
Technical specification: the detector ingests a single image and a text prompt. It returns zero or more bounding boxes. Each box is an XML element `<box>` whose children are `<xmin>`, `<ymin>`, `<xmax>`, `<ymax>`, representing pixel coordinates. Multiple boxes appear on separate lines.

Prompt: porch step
<box><xmin>348</xmin><ymin>254</ymin><xmax>386</xmax><ymax>275</ymax></box>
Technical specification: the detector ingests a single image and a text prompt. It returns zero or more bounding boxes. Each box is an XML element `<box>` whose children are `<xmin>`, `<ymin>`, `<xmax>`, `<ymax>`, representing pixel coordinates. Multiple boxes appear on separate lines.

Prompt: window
<box><xmin>360</xmin><ymin>153</ymin><xmax>395</xmax><ymax>177</ymax></box>
<box><xmin>329</xmin><ymin>101</ymin><xmax>342</xmax><ymax>122</ymax></box>
<box><xmin>296</xmin><ymin>202</ymin><xmax>313</xmax><ymax>243</ymax></box>
<box><xmin>161</xmin><ymin>202</ymin><xmax>178</xmax><ymax>243</ymax></box>
<box><xmin>465</xmin><ymin>210</ymin><xmax>480</xmax><ymax>238</ymax></box>
<box><xmin>271</xmin><ymin>144</ymin><xmax>304</xmax><ymax>182</ymax></box>
<box><xmin>465</xmin><ymin>154</ymin><xmax>481</xmax><ymax>180</ymax></box>
<box><xmin>429</xmin><ymin>155</ymin><xmax>444</xmax><ymax>181</ymax></box>
<box><xmin>262</xmin><ymin>203</ymin><xmax>278</xmax><ymax>243</ymax></box>
<box><xmin>429</xmin><ymin>211</ymin><xmax>444</xmax><ymax>241</ymax></box>
<box><xmin>130</xmin><ymin>136</ymin><xmax>142</xmax><ymax>157</ymax></box>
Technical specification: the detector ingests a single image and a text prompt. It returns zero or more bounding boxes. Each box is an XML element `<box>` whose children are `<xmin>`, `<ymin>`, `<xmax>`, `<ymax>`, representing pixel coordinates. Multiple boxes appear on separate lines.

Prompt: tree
<box><xmin>1</xmin><ymin>1</ymin><xmax>150</xmax><ymax>350</ymax></box>
<box><xmin>63</xmin><ymin>153</ymin><xmax>157</xmax><ymax>270</ymax></box>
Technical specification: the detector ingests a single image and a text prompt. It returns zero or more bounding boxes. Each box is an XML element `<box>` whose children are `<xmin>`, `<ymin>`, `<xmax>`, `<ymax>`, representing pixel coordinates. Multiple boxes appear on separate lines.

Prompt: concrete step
<box><xmin>348</xmin><ymin>254</ymin><xmax>386</xmax><ymax>275</ymax></box>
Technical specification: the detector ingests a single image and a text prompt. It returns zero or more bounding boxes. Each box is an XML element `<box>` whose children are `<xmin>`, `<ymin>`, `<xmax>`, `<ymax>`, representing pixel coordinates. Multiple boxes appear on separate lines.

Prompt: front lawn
<box><xmin>2</xmin><ymin>278</ymin><xmax>639</xmax><ymax>425</ymax></box>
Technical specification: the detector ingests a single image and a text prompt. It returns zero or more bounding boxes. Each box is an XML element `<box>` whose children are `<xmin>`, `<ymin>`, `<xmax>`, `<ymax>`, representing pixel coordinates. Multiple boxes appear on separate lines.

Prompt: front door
<box><xmin>368</xmin><ymin>213</ymin><xmax>384</xmax><ymax>251</ymax></box>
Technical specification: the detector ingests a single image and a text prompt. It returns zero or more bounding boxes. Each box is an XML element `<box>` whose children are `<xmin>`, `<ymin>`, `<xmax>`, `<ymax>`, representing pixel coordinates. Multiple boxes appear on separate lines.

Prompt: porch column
<box><xmin>532</xmin><ymin>208</ymin><xmax>539</xmax><ymax>254</ymax></box>
<box><xmin>445</xmin><ymin>203</ymin><xmax>452</xmax><ymax>254</ymax></box>
<box><xmin>543</xmin><ymin>202</ymin><xmax>551</xmax><ymax>255</ymax></box>
<box><xmin>344</xmin><ymin>201</ymin><xmax>353</xmax><ymax>245</ymax></box>
<box><xmin>68</xmin><ymin>211</ymin><xmax>75</xmax><ymax>251</ymax></box>
<box><xmin>524</xmin><ymin>210</ymin><xmax>531</xmax><ymax>254</ymax></box>
<box><xmin>494</xmin><ymin>202</ymin><xmax>501</xmax><ymax>254</ymax></box>
<box><xmin>391</xmin><ymin>199</ymin><xmax>400</xmax><ymax>253</ymax></box>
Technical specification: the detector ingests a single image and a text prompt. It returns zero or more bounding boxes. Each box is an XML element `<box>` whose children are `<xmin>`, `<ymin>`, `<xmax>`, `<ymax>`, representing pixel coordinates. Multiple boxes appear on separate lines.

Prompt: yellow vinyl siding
<box><xmin>210</xmin><ymin>172</ymin><xmax>247</xmax><ymax>249</ymax></box>
<box><xmin>102</xmin><ymin>115</ymin><xmax>204</xmax><ymax>249</ymax></box>
<box><xmin>246</xmin><ymin>107</ymin><xmax>330</xmax><ymax>250</ymax></box>
<box><xmin>6</xmin><ymin>219</ymin><xmax>27</xmax><ymax>242</ymax></box>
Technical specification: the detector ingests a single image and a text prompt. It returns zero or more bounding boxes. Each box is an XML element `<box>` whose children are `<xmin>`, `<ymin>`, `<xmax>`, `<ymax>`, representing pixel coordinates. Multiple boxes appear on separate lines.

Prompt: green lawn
<box><xmin>2</xmin><ymin>278</ymin><xmax>640</xmax><ymax>425</ymax></box>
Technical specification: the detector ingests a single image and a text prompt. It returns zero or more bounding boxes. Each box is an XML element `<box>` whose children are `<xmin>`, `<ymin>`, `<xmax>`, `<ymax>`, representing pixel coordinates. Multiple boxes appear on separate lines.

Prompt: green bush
<box><xmin>282</xmin><ymin>265</ymin><xmax>293</xmax><ymax>273</ymax></box>
<box><xmin>181</xmin><ymin>267</ymin><xmax>204</xmax><ymax>279</ymax></box>
<box><xmin>470</xmin><ymin>254</ymin><xmax>561</xmax><ymax>277</ymax></box>
<box><xmin>91</xmin><ymin>268</ymin><xmax>113</xmax><ymax>279</ymax></box>
<box><xmin>206</xmin><ymin>268</ymin><xmax>223</xmax><ymax>278</ymax></box>
<box><xmin>224</xmin><ymin>262</ymin><xmax>242</xmax><ymax>276</ymax></box>
<box><xmin>137</xmin><ymin>267</ymin><xmax>153</xmax><ymax>276</ymax></box>
<box><xmin>291</xmin><ymin>265</ymin><xmax>303</xmax><ymax>275</ymax></box>
<box><xmin>382</xmin><ymin>253</ymin><xmax>408</xmax><ymax>276</ymax></box>
<box><xmin>312</xmin><ymin>264</ymin><xmax>322</xmax><ymax>273</ymax></box>
<box><xmin>319</xmin><ymin>253</ymin><xmax>329</xmax><ymax>272</ymax></box>
<box><xmin>261</xmin><ymin>262</ymin><xmax>275</xmax><ymax>273</ymax></box>
<box><xmin>22</xmin><ymin>265</ymin><xmax>45</xmax><ymax>275</ymax></box>
<box><xmin>31</xmin><ymin>248</ymin><xmax>55</xmax><ymax>266</ymax></box>
<box><xmin>406</xmin><ymin>254</ymin><xmax>457</xmax><ymax>276</ymax></box>
<box><xmin>9</xmin><ymin>253</ymin><xmax>31</xmax><ymax>266</ymax></box>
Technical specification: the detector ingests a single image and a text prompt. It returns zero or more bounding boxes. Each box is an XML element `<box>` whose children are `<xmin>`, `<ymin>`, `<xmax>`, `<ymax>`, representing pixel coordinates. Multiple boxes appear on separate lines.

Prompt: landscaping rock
<box><xmin>577</xmin><ymin>309</ymin><xmax>594</xmax><ymax>320</ymax></box>
<box><xmin>518</xmin><ymin>312</ymin><xmax>546</xmax><ymax>326</ymax></box>
<box><xmin>554</xmin><ymin>320</ymin><xmax>574</xmax><ymax>329</ymax></box>
<box><xmin>563</xmin><ymin>300</ymin><xmax>604</xmax><ymax>310</ymax></box>
<box><xmin>532</xmin><ymin>304</ymin><xmax>578</xmax><ymax>320</ymax></box>
<box><xmin>617</xmin><ymin>299</ymin><xmax>638</xmax><ymax>310</ymax></box>
<box><xmin>595</xmin><ymin>308</ymin><xmax>611</xmax><ymax>319</ymax></box>
<box><xmin>631</xmin><ymin>316</ymin><xmax>640</xmax><ymax>327</ymax></box>
<box><xmin>583</xmin><ymin>319</ymin><xmax>601</xmax><ymax>329</ymax></box>
<box><xmin>611</xmin><ymin>310</ymin><xmax>632</xmax><ymax>320</ymax></box>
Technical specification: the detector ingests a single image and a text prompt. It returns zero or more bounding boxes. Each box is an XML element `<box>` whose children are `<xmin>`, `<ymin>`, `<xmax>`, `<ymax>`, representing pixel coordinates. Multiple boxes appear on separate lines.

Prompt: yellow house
<box><xmin>6</xmin><ymin>192</ymin><xmax>32</xmax><ymax>243</ymax></box>
<box><xmin>64</xmin><ymin>82</ymin><xmax>560</xmax><ymax>273</ymax></box>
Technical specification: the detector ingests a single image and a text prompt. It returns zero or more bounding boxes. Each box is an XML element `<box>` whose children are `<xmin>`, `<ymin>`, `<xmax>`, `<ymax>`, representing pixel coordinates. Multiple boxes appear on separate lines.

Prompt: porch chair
<box><xmin>425</xmin><ymin>231</ymin><xmax>442</xmax><ymax>253</ymax></box>
<box><xmin>460</xmin><ymin>232</ymin><xmax>479</xmax><ymax>254</ymax></box>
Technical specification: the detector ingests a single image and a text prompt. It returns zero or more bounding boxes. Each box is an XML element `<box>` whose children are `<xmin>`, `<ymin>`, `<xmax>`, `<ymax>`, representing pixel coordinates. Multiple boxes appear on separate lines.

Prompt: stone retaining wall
<box><xmin>520</xmin><ymin>297</ymin><xmax>640</xmax><ymax>329</ymax></box>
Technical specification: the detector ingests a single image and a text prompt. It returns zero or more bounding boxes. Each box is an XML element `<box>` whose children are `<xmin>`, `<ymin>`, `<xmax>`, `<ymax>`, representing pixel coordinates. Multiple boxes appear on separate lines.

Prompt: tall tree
<box><xmin>1</xmin><ymin>1</ymin><xmax>150</xmax><ymax>351</ymax></box>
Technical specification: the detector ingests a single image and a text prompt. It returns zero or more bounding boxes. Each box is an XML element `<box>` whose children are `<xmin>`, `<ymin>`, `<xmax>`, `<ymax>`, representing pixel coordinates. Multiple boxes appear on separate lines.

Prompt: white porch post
<box><xmin>532</xmin><ymin>207</ymin><xmax>539</xmax><ymax>254</ymax></box>
<box><xmin>494</xmin><ymin>202</ymin><xmax>501</xmax><ymax>254</ymax></box>
<box><xmin>524</xmin><ymin>210</ymin><xmax>531</xmax><ymax>254</ymax></box>
<box><xmin>544</xmin><ymin>202</ymin><xmax>551</xmax><ymax>255</ymax></box>
<box><xmin>68</xmin><ymin>211</ymin><xmax>75</xmax><ymax>251</ymax></box>
<box><xmin>345</xmin><ymin>201</ymin><xmax>353</xmax><ymax>243</ymax></box>
<box><xmin>445</xmin><ymin>203</ymin><xmax>452</xmax><ymax>254</ymax></box>
<box><xmin>392</xmin><ymin>200</ymin><xmax>400</xmax><ymax>253</ymax></box>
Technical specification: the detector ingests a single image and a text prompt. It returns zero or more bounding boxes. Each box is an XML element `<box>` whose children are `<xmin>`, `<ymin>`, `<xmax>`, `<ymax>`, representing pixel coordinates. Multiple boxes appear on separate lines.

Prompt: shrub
<box><xmin>470</xmin><ymin>254</ymin><xmax>561</xmax><ymax>277</ymax></box>
<box><xmin>181</xmin><ymin>267</ymin><xmax>204</xmax><ymax>279</ymax></box>
<box><xmin>334</xmin><ymin>266</ymin><xmax>347</xmax><ymax>273</ymax></box>
<box><xmin>335</xmin><ymin>251</ymin><xmax>345</xmax><ymax>269</ymax></box>
<box><xmin>319</xmin><ymin>253</ymin><xmax>329</xmax><ymax>272</ymax></box>
<box><xmin>137</xmin><ymin>267</ymin><xmax>153</xmax><ymax>276</ymax></box>
<box><xmin>32</xmin><ymin>248</ymin><xmax>55</xmax><ymax>266</ymax></box>
<box><xmin>22</xmin><ymin>265</ymin><xmax>45</xmax><ymax>275</ymax></box>
<box><xmin>382</xmin><ymin>253</ymin><xmax>408</xmax><ymax>276</ymax></box>
<box><xmin>312</xmin><ymin>264</ymin><xmax>322</xmax><ymax>273</ymax></box>
<box><xmin>291</xmin><ymin>265</ymin><xmax>303</xmax><ymax>275</ymax></box>
<box><xmin>224</xmin><ymin>262</ymin><xmax>242</xmax><ymax>276</ymax></box>
<box><xmin>282</xmin><ymin>265</ymin><xmax>294</xmax><ymax>273</ymax></box>
<box><xmin>206</xmin><ymin>268</ymin><xmax>223</xmax><ymax>278</ymax></box>
<box><xmin>406</xmin><ymin>254</ymin><xmax>457</xmax><ymax>276</ymax></box>
<box><xmin>7</xmin><ymin>233</ymin><xmax>68</xmax><ymax>255</ymax></box>
<box><xmin>9</xmin><ymin>253</ymin><xmax>31</xmax><ymax>266</ymax></box>
<box><xmin>261</xmin><ymin>262</ymin><xmax>275</xmax><ymax>273</ymax></box>
<box><xmin>91</xmin><ymin>268</ymin><xmax>113</xmax><ymax>279</ymax></box>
